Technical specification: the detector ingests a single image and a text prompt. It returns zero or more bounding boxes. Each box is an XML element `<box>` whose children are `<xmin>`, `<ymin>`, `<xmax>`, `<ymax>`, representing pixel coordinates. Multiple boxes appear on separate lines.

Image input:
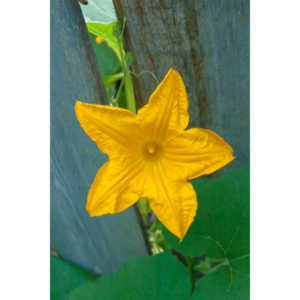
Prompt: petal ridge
<box><xmin>75</xmin><ymin>101</ymin><xmax>141</xmax><ymax>156</ymax></box>
<box><xmin>164</xmin><ymin>128</ymin><xmax>235</xmax><ymax>180</ymax></box>
<box><xmin>86</xmin><ymin>158</ymin><xmax>144</xmax><ymax>216</ymax></box>
<box><xmin>148</xmin><ymin>161</ymin><xmax>197</xmax><ymax>240</ymax></box>
<box><xmin>137</xmin><ymin>69</ymin><xmax>189</xmax><ymax>140</ymax></box>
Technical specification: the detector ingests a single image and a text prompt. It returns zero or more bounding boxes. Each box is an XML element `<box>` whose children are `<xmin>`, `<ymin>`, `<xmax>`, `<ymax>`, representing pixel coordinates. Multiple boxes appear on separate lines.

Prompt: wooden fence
<box><xmin>51</xmin><ymin>0</ymin><xmax>249</xmax><ymax>275</ymax></box>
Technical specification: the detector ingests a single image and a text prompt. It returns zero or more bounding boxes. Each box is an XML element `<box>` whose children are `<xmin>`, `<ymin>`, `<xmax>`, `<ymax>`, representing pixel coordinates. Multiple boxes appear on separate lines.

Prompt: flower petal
<box><xmin>86</xmin><ymin>157</ymin><xmax>144</xmax><ymax>217</ymax></box>
<box><xmin>137</xmin><ymin>69</ymin><xmax>189</xmax><ymax>142</ymax></box>
<box><xmin>164</xmin><ymin>128</ymin><xmax>235</xmax><ymax>180</ymax></box>
<box><xmin>147</xmin><ymin>162</ymin><xmax>197</xmax><ymax>240</ymax></box>
<box><xmin>75</xmin><ymin>101</ymin><xmax>141</xmax><ymax>157</ymax></box>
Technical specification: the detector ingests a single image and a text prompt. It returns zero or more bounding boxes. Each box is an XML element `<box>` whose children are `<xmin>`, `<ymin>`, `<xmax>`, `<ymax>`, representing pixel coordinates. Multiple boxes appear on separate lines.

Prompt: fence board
<box><xmin>51</xmin><ymin>0</ymin><xmax>148</xmax><ymax>275</ymax></box>
<box><xmin>114</xmin><ymin>0</ymin><xmax>249</xmax><ymax>170</ymax></box>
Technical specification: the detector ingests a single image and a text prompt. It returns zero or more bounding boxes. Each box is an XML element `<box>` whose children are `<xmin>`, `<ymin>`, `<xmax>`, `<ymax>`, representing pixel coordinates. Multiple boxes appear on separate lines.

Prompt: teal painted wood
<box><xmin>51</xmin><ymin>0</ymin><xmax>148</xmax><ymax>275</ymax></box>
<box><xmin>114</xmin><ymin>0</ymin><xmax>249</xmax><ymax>171</ymax></box>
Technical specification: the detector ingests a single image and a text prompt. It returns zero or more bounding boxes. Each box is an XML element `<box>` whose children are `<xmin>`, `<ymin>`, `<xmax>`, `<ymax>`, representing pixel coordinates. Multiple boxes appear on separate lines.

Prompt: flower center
<box><xmin>143</xmin><ymin>142</ymin><xmax>162</xmax><ymax>161</ymax></box>
<box><xmin>147</xmin><ymin>143</ymin><xmax>157</xmax><ymax>154</ymax></box>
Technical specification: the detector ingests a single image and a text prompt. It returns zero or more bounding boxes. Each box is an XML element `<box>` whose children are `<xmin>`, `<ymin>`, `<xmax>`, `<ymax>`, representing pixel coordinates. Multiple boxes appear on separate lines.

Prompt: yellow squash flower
<box><xmin>75</xmin><ymin>69</ymin><xmax>234</xmax><ymax>240</ymax></box>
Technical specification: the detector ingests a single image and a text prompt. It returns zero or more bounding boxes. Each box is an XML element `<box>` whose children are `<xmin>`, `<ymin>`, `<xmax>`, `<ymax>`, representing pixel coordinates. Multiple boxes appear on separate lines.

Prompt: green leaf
<box><xmin>80</xmin><ymin>0</ymin><xmax>117</xmax><ymax>24</ymax></box>
<box><xmin>50</xmin><ymin>255</ymin><xmax>97</xmax><ymax>300</ymax></box>
<box><xmin>88</xmin><ymin>32</ymin><xmax>121</xmax><ymax>105</ymax></box>
<box><xmin>67</xmin><ymin>253</ymin><xmax>192</xmax><ymax>300</ymax></box>
<box><xmin>89</xmin><ymin>32</ymin><xmax>120</xmax><ymax>77</ymax></box>
<box><xmin>163</xmin><ymin>166</ymin><xmax>249</xmax><ymax>299</ymax></box>
<box><xmin>87</xmin><ymin>22</ymin><xmax>122</xmax><ymax>61</ymax></box>
<box><xmin>163</xmin><ymin>166</ymin><xmax>250</xmax><ymax>260</ymax></box>
<box><xmin>191</xmin><ymin>256</ymin><xmax>249</xmax><ymax>300</ymax></box>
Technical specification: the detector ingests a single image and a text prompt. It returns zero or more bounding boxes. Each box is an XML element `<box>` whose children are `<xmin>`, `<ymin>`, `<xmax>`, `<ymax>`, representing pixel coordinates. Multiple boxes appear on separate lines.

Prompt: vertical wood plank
<box><xmin>51</xmin><ymin>0</ymin><xmax>148</xmax><ymax>275</ymax></box>
<box><xmin>114</xmin><ymin>0</ymin><xmax>249</xmax><ymax>169</ymax></box>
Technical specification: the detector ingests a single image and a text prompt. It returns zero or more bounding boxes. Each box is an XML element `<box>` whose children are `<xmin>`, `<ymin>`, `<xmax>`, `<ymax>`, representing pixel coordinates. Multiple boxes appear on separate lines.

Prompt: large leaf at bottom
<box><xmin>51</xmin><ymin>255</ymin><xmax>97</xmax><ymax>300</ymax></box>
<box><xmin>163</xmin><ymin>166</ymin><xmax>250</xmax><ymax>260</ymax></box>
<box><xmin>67</xmin><ymin>253</ymin><xmax>191</xmax><ymax>300</ymax></box>
<box><xmin>191</xmin><ymin>256</ymin><xmax>249</xmax><ymax>300</ymax></box>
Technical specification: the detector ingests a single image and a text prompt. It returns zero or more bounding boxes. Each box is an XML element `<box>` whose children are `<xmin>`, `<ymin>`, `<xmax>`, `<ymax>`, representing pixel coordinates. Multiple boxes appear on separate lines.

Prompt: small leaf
<box><xmin>67</xmin><ymin>253</ymin><xmax>192</xmax><ymax>300</ymax></box>
<box><xmin>86</xmin><ymin>22</ymin><xmax>122</xmax><ymax>61</ymax></box>
<box><xmin>89</xmin><ymin>32</ymin><xmax>120</xmax><ymax>77</ymax></box>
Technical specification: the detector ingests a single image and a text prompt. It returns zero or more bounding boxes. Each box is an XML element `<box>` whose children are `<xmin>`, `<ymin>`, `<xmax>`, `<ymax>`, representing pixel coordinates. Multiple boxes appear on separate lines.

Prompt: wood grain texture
<box><xmin>51</xmin><ymin>0</ymin><xmax>148</xmax><ymax>275</ymax></box>
<box><xmin>113</xmin><ymin>0</ymin><xmax>249</xmax><ymax>169</ymax></box>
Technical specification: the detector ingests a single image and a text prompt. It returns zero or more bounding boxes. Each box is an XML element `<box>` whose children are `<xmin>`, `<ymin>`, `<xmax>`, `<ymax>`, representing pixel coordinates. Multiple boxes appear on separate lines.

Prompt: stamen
<box><xmin>148</xmin><ymin>144</ymin><xmax>156</xmax><ymax>154</ymax></box>
<box><xmin>143</xmin><ymin>142</ymin><xmax>162</xmax><ymax>161</ymax></box>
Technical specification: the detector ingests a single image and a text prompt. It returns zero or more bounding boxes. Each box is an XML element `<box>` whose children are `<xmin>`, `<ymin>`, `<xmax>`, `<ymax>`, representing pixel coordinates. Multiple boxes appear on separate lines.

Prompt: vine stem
<box><xmin>124</xmin><ymin>72</ymin><xmax>136</xmax><ymax>113</ymax></box>
<box><xmin>116</xmin><ymin>17</ymin><xmax>137</xmax><ymax>114</ymax></box>
<box><xmin>185</xmin><ymin>256</ymin><xmax>196</xmax><ymax>293</ymax></box>
<box><xmin>103</xmin><ymin>72</ymin><xmax>124</xmax><ymax>85</ymax></box>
